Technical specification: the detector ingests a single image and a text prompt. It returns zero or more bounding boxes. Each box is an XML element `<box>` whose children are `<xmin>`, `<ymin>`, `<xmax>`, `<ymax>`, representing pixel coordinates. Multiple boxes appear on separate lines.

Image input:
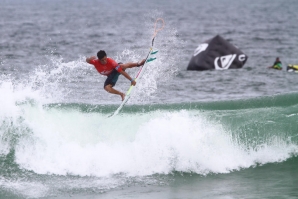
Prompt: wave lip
<box><xmin>0</xmin><ymin>104</ymin><xmax>296</xmax><ymax>178</ymax></box>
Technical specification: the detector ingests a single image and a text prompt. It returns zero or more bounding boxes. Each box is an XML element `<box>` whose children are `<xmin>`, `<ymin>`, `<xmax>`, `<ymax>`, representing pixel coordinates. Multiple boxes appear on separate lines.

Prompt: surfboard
<box><xmin>108</xmin><ymin>48</ymin><xmax>158</xmax><ymax>117</ymax></box>
<box><xmin>108</xmin><ymin>18</ymin><xmax>164</xmax><ymax>118</ymax></box>
<box><xmin>287</xmin><ymin>64</ymin><xmax>298</xmax><ymax>73</ymax></box>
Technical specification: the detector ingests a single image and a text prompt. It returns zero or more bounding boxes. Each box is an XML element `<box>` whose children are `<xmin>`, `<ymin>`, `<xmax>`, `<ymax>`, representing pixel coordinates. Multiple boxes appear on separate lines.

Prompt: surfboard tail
<box><xmin>146</xmin><ymin>48</ymin><xmax>158</xmax><ymax>63</ymax></box>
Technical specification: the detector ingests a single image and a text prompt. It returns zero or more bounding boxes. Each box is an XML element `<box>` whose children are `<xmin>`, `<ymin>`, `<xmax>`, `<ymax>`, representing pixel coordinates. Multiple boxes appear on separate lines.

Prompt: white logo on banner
<box><xmin>193</xmin><ymin>43</ymin><xmax>208</xmax><ymax>56</ymax></box>
<box><xmin>238</xmin><ymin>54</ymin><xmax>246</xmax><ymax>62</ymax></box>
<box><xmin>214</xmin><ymin>54</ymin><xmax>237</xmax><ymax>70</ymax></box>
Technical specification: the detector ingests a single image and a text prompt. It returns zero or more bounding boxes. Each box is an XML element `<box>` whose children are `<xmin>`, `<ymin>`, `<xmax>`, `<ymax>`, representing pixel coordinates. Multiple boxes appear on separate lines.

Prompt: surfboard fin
<box><xmin>146</xmin><ymin>57</ymin><xmax>156</xmax><ymax>63</ymax></box>
<box><xmin>151</xmin><ymin>50</ymin><xmax>158</xmax><ymax>55</ymax></box>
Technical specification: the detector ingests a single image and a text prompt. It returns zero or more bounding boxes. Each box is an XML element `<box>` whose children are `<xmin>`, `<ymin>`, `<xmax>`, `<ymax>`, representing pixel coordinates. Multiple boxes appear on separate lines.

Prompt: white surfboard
<box><xmin>108</xmin><ymin>48</ymin><xmax>158</xmax><ymax>117</ymax></box>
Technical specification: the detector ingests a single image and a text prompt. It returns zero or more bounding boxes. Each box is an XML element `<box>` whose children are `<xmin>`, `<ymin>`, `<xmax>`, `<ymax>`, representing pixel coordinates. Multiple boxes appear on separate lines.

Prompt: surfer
<box><xmin>268</xmin><ymin>57</ymin><xmax>282</xmax><ymax>70</ymax></box>
<box><xmin>86</xmin><ymin>50</ymin><xmax>145</xmax><ymax>101</ymax></box>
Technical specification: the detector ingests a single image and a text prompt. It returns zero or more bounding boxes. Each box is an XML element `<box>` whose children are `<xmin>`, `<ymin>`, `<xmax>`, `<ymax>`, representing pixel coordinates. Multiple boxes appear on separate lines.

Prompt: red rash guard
<box><xmin>89</xmin><ymin>58</ymin><xmax>122</xmax><ymax>76</ymax></box>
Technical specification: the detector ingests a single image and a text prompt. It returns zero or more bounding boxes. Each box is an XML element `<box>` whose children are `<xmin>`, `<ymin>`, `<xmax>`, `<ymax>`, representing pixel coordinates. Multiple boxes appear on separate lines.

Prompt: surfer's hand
<box><xmin>86</xmin><ymin>56</ymin><xmax>97</xmax><ymax>63</ymax></box>
<box><xmin>131</xmin><ymin>80</ymin><xmax>136</xmax><ymax>86</ymax></box>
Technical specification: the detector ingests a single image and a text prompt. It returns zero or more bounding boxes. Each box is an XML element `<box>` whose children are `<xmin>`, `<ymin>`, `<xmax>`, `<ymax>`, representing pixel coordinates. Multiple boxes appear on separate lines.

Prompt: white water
<box><xmin>1</xmin><ymin>91</ymin><xmax>297</xmax><ymax>177</ymax></box>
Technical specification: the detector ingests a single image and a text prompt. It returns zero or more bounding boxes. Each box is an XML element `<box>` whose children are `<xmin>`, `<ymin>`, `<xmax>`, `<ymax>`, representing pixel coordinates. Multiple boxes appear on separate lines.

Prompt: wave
<box><xmin>45</xmin><ymin>91</ymin><xmax>298</xmax><ymax>113</ymax></box>
<box><xmin>1</xmin><ymin>88</ymin><xmax>298</xmax><ymax>178</ymax></box>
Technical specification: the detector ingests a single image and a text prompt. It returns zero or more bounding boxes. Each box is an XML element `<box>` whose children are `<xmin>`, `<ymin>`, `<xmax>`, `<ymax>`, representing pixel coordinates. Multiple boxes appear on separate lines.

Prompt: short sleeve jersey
<box><xmin>89</xmin><ymin>58</ymin><xmax>122</xmax><ymax>76</ymax></box>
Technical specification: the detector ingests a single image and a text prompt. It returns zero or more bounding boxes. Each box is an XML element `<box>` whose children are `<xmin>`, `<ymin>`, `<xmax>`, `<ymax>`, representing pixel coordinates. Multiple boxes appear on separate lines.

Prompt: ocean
<box><xmin>1</xmin><ymin>0</ymin><xmax>298</xmax><ymax>198</ymax></box>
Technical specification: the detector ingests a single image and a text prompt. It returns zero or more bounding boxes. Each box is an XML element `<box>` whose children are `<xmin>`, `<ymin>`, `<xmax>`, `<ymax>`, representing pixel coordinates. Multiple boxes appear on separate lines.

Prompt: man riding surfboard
<box><xmin>86</xmin><ymin>50</ymin><xmax>145</xmax><ymax>101</ymax></box>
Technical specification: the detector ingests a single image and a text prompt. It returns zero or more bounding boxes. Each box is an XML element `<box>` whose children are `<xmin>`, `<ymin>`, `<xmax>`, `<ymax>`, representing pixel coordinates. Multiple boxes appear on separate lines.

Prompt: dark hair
<box><xmin>97</xmin><ymin>50</ymin><xmax>107</xmax><ymax>59</ymax></box>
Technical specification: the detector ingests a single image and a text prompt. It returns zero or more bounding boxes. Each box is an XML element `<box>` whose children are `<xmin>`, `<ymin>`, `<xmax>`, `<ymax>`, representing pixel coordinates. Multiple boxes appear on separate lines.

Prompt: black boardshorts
<box><xmin>104</xmin><ymin>69</ymin><xmax>121</xmax><ymax>88</ymax></box>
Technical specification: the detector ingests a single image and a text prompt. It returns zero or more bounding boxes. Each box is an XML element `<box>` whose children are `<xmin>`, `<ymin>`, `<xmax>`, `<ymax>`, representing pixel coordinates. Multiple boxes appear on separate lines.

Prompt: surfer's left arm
<box><xmin>119</xmin><ymin>70</ymin><xmax>136</xmax><ymax>86</ymax></box>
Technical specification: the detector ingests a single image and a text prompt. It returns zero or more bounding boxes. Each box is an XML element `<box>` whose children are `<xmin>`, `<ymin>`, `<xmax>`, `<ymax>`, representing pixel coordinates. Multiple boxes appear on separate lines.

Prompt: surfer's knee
<box><xmin>104</xmin><ymin>85</ymin><xmax>112</xmax><ymax>92</ymax></box>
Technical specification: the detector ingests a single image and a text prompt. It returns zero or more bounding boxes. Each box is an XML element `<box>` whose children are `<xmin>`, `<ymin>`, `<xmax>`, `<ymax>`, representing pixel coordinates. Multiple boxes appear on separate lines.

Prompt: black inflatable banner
<box><xmin>187</xmin><ymin>35</ymin><xmax>248</xmax><ymax>71</ymax></box>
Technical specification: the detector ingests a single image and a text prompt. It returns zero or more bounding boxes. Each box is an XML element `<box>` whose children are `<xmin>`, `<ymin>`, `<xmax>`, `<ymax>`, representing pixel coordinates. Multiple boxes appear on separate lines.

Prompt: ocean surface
<box><xmin>1</xmin><ymin>0</ymin><xmax>298</xmax><ymax>198</ymax></box>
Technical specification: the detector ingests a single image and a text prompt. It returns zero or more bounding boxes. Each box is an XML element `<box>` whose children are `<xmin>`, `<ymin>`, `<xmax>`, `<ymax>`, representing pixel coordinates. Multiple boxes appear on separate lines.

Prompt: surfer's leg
<box><xmin>104</xmin><ymin>70</ymin><xmax>124</xmax><ymax>100</ymax></box>
<box><xmin>104</xmin><ymin>85</ymin><xmax>125</xmax><ymax>101</ymax></box>
<box><xmin>137</xmin><ymin>59</ymin><xmax>146</xmax><ymax>67</ymax></box>
<box><xmin>120</xmin><ymin>59</ymin><xmax>145</xmax><ymax>70</ymax></box>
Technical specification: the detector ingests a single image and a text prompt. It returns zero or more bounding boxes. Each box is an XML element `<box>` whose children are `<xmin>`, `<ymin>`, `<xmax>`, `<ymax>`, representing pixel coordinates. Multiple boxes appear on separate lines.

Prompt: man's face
<box><xmin>100</xmin><ymin>56</ymin><xmax>107</xmax><ymax>64</ymax></box>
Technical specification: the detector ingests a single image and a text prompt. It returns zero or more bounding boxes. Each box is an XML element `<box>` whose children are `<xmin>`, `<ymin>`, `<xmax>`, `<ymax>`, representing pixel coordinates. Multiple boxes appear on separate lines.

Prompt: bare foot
<box><xmin>120</xmin><ymin>92</ymin><xmax>125</xmax><ymax>101</ymax></box>
<box><xmin>140</xmin><ymin>59</ymin><xmax>145</xmax><ymax>66</ymax></box>
<box><xmin>137</xmin><ymin>59</ymin><xmax>146</xmax><ymax>67</ymax></box>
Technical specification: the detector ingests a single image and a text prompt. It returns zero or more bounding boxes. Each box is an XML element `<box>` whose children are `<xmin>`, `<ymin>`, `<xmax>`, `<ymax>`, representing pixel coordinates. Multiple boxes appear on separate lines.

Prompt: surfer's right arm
<box><xmin>119</xmin><ymin>70</ymin><xmax>136</xmax><ymax>86</ymax></box>
<box><xmin>86</xmin><ymin>56</ymin><xmax>97</xmax><ymax>64</ymax></box>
